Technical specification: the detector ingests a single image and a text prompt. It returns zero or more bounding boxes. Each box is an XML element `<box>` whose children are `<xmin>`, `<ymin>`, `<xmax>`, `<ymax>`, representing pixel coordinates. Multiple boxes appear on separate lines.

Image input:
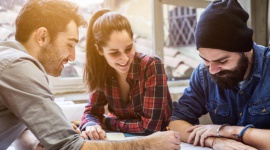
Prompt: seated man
<box><xmin>169</xmin><ymin>0</ymin><xmax>270</xmax><ymax>149</ymax></box>
<box><xmin>0</xmin><ymin>0</ymin><xmax>180</xmax><ymax>150</ymax></box>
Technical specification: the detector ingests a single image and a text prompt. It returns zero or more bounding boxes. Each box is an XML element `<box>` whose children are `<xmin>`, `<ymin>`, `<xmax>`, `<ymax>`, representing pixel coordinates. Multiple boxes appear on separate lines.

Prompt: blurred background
<box><xmin>0</xmin><ymin>0</ymin><xmax>268</xmax><ymax>99</ymax></box>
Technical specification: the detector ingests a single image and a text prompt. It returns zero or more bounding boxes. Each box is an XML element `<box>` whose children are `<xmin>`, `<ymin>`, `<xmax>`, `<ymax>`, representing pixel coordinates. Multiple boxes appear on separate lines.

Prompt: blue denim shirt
<box><xmin>171</xmin><ymin>43</ymin><xmax>270</xmax><ymax>129</ymax></box>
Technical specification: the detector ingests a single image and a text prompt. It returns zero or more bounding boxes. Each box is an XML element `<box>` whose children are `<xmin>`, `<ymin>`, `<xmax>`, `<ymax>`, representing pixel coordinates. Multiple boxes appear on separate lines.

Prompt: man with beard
<box><xmin>169</xmin><ymin>0</ymin><xmax>270</xmax><ymax>150</ymax></box>
<box><xmin>0</xmin><ymin>0</ymin><xmax>181</xmax><ymax>150</ymax></box>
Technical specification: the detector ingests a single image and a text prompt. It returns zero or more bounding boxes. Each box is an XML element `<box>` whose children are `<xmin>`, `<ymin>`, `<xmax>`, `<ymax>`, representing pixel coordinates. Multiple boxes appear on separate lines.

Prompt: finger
<box><xmin>186</xmin><ymin>125</ymin><xmax>201</xmax><ymax>132</ymax></box>
<box><xmin>187</xmin><ymin>127</ymin><xmax>202</xmax><ymax>143</ymax></box>
<box><xmin>86</xmin><ymin>127</ymin><xmax>100</xmax><ymax>140</ymax></box>
<box><xmin>87</xmin><ymin>131</ymin><xmax>99</xmax><ymax>140</ymax></box>
<box><xmin>172</xmin><ymin>133</ymin><xmax>181</xmax><ymax>145</ymax></box>
<box><xmin>91</xmin><ymin>129</ymin><xmax>101</xmax><ymax>140</ymax></box>
<box><xmin>96</xmin><ymin>128</ymin><xmax>106</xmax><ymax>140</ymax></box>
<box><xmin>174</xmin><ymin>132</ymin><xmax>180</xmax><ymax>140</ymax></box>
<box><xmin>75</xmin><ymin>128</ymin><xmax>81</xmax><ymax>134</ymax></box>
<box><xmin>187</xmin><ymin>131</ymin><xmax>195</xmax><ymax>143</ymax></box>
<box><xmin>72</xmin><ymin>124</ymin><xmax>82</xmax><ymax>134</ymax></box>
<box><xmin>80</xmin><ymin>131</ymin><xmax>87</xmax><ymax>140</ymax></box>
<box><xmin>200</xmin><ymin>132</ymin><xmax>209</xmax><ymax>147</ymax></box>
<box><xmin>172</xmin><ymin>143</ymin><xmax>180</xmax><ymax>150</ymax></box>
<box><xmin>72</xmin><ymin>124</ymin><xmax>77</xmax><ymax>130</ymax></box>
<box><xmin>193</xmin><ymin>129</ymin><xmax>206</xmax><ymax>146</ymax></box>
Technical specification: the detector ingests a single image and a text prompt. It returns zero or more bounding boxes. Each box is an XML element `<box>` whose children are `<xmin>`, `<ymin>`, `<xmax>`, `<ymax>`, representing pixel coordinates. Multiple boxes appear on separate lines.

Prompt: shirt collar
<box><xmin>109</xmin><ymin>52</ymin><xmax>142</xmax><ymax>81</ymax></box>
<box><xmin>249</xmin><ymin>43</ymin><xmax>265</xmax><ymax>79</ymax></box>
<box><xmin>127</xmin><ymin>52</ymin><xmax>141</xmax><ymax>81</ymax></box>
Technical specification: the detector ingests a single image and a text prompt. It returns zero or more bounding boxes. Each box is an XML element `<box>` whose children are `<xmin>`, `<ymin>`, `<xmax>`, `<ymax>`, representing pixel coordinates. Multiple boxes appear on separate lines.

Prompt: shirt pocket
<box><xmin>248</xmin><ymin>98</ymin><xmax>270</xmax><ymax>129</ymax></box>
<box><xmin>206</xmin><ymin>102</ymin><xmax>230</xmax><ymax>124</ymax></box>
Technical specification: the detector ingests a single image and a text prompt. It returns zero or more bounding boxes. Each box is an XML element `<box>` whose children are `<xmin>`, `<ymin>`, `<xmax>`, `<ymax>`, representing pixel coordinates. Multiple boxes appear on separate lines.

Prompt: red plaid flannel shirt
<box><xmin>80</xmin><ymin>52</ymin><xmax>172</xmax><ymax>134</ymax></box>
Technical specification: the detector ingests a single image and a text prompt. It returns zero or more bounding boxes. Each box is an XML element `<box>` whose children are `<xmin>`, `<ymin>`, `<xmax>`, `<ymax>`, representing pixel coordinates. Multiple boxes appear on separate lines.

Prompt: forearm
<box><xmin>221</xmin><ymin>126</ymin><xmax>270</xmax><ymax>149</ymax></box>
<box><xmin>13</xmin><ymin>129</ymin><xmax>42</xmax><ymax>150</ymax></box>
<box><xmin>243</xmin><ymin>128</ymin><xmax>270</xmax><ymax>150</ymax></box>
<box><xmin>169</xmin><ymin>120</ymin><xmax>193</xmax><ymax>142</ymax></box>
<box><xmin>81</xmin><ymin>137</ymin><xmax>151</xmax><ymax>150</ymax></box>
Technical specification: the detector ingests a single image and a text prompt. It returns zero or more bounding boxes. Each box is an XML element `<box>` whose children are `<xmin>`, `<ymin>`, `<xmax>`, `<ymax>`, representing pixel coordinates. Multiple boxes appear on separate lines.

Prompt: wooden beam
<box><xmin>251</xmin><ymin>0</ymin><xmax>269</xmax><ymax>46</ymax></box>
<box><xmin>152</xmin><ymin>0</ymin><xmax>164</xmax><ymax>60</ymax></box>
<box><xmin>161</xmin><ymin>0</ymin><xmax>211</xmax><ymax>8</ymax></box>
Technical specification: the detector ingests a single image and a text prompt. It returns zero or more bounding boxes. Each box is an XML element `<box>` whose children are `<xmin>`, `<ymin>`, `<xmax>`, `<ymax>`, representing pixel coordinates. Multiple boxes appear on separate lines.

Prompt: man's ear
<box><xmin>35</xmin><ymin>27</ymin><xmax>50</xmax><ymax>46</ymax></box>
<box><xmin>95</xmin><ymin>44</ymin><xmax>103</xmax><ymax>56</ymax></box>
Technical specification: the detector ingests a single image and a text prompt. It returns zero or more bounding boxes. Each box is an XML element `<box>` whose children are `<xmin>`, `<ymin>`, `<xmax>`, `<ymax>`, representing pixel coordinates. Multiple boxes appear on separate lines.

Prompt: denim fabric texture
<box><xmin>172</xmin><ymin>43</ymin><xmax>270</xmax><ymax>129</ymax></box>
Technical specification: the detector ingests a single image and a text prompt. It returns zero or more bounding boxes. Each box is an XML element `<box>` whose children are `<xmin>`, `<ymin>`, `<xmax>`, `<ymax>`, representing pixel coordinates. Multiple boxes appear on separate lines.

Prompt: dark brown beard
<box><xmin>207</xmin><ymin>53</ymin><xmax>249</xmax><ymax>89</ymax></box>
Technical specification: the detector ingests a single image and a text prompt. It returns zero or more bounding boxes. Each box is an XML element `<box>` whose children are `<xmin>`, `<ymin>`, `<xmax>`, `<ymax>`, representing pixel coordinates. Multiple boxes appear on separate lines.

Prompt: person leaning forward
<box><xmin>169</xmin><ymin>0</ymin><xmax>270</xmax><ymax>150</ymax></box>
<box><xmin>0</xmin><ymin>0</ymin><xmax>180</xmax><ymax>149</ymax></box>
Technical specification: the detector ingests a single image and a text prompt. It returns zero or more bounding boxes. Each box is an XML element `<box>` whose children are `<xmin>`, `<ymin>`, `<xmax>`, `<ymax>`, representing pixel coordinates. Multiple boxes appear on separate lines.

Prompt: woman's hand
<box><xmin>83</xmin><ymin>125</ymin><xmax>106</xmax><ymax>140</ymax></box>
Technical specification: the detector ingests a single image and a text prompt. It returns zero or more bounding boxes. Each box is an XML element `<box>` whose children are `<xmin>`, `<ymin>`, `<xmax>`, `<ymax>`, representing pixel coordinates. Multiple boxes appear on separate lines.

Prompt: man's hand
<box><xmin>186</xmin><ymin>124</ymin><xmax>220</xmax><ymax>146</ymax></box>
<box><xmin>213</xmin><ymin>137</ymin><xmax>257</xmax><ymax>150</ymax></box>
<box><xmin>72</xmin><ymin>123</ymin><xmax>81</xmax><ymax>134</ymax></box>
<box><xmin>146</xmin><ymin>131</ymin><xmax>181</xmax><ymax>150</ymax></box>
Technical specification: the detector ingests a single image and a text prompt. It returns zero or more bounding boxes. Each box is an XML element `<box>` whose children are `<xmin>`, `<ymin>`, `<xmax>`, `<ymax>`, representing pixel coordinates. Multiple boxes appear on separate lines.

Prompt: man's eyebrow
<box><xmin>199</xmin><ymin>55</ymin><xmax>229</xmax><ymax>62</ymax></box>
<box><xmin>68</xmin><ymin>38</ymin><xmax>79</xmax><ymax>43</ymax></box>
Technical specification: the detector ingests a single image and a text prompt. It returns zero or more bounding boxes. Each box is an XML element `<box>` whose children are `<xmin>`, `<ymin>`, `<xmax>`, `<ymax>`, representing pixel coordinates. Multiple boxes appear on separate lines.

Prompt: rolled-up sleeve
<box><xmin>171</xmin><ymin>65</ymin><xmax>208</xmax><ymax>125</ymax></box>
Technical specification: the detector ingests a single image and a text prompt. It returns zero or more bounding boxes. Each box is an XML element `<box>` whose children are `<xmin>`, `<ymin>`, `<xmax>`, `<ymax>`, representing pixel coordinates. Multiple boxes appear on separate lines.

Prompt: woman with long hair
<box><xmin>80</xmin><ymin>9</ymin><xmax>172</xmax><ymax>140</ymax></box>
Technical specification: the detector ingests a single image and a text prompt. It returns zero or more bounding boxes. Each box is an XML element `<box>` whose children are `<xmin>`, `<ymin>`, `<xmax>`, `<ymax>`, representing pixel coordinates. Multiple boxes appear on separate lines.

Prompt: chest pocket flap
<box><xmin>249</xmin><ymin>98</ymin><xmax>270</xmax><ymax>115</ymax></box>
<box><xmin>206</xmin><ymin>102</ymin><xmax>230</xmax><ymax>116</ymax></box>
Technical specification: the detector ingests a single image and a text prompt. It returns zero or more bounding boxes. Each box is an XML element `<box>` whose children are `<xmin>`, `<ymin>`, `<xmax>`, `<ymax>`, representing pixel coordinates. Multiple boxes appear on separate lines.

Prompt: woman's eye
<box><xmin>125</xmin><ymin>47</ymin><xmax>132</xmax><ymax>52</ymax></box>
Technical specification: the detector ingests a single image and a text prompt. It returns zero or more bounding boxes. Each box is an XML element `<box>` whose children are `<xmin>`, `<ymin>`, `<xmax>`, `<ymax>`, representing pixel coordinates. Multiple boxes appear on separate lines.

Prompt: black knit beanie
<box><xmin>195</xmin><ymin>0</ymin><xmax>253</xmax><ymax>52</ymax></box>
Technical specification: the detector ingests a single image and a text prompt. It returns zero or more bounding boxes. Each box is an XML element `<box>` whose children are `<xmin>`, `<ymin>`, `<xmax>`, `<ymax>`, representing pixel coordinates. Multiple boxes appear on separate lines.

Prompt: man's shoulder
<box><xmin>0</xmin><ymin>40</ymin><xmax>32</xmax><ymax>62</ymax></box>
<box><xmin>0</xmin><ymin>42</ymin><xmax>44</xmax><ymax>76</ymax></box>
<box><xmin>254</xmin><ymin>43</ymin><xmax>270</xmax><ymax>57</ymax></box>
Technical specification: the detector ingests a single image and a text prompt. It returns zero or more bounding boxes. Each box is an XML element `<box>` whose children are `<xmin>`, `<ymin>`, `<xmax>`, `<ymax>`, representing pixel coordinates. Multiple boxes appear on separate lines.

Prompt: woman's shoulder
<box><xmin>135</xmin><ymin>52</ymin><xmax>163</xmax><ymax>64</ymax></box>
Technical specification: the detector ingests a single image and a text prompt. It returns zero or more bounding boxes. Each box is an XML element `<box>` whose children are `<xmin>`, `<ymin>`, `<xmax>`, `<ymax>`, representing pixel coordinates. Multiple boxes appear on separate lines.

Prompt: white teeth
<box><xmin>119</xmin><ymin>63</ymin><xmax>127</xmax><ymax>66</ymax></box>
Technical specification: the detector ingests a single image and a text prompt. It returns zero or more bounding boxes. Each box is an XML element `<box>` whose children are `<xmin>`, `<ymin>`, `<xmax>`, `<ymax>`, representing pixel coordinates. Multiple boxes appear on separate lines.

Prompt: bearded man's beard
<box><xmin>207</xmin><ymin>53</ymin><xmax>249</xmax><ymax>89</ymax></box>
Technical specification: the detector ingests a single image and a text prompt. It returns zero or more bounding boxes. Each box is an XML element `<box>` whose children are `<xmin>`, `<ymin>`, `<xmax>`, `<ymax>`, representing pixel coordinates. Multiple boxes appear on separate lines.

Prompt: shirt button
<box><xmin>239</xmin><ymin>112</ymin><xmax>242</xmax><ymax>117</ymax></box>
<box><xmin>239</xmin><ymin>91</ymin><xmax>244</xmax><ymax>94</ymax></box>
<box><xmin>262</xmin><ymin>108</ymin><xmax>267</xmax><ymax>113</ymax></box>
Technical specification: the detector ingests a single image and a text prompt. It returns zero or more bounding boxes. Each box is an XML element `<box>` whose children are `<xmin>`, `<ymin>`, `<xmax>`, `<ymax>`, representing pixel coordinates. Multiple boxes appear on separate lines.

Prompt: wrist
<box><xmin>229</xmin><ymin>126</ymin><xmax>243</xmax><ymax>140</ymax></box>
<box><xmin>222</xmin><ymin>125</ymin><xmax>240</xmax><ymax>139</ymax></box>
<box><xmin>205</xmin><ymin>137</ymin><xmax>215</xmax><ymax>147</ymax></box>
<box><xmin>216</xmin><ymin>124</ymin><xmax>229</xmax><ymax>138</ymax></box>
<box><xmin>237</xmin><ymin>124</ymin><xmax>254</xmax><ymax>143</ymax></box>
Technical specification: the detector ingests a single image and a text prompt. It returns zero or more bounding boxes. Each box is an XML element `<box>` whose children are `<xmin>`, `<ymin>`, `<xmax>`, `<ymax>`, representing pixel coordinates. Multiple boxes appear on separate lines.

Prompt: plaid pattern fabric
<box><xmin>81</xmin><ymin>52</ymin><xmax>172</xmax><ymax>134</ymax></box>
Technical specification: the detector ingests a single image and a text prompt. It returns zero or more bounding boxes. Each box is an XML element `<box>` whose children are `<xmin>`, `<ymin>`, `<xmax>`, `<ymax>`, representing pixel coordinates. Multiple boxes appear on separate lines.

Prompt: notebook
<box><xmin>105</xmin><ymin>132</ymin><xmax>126</xmax><ymax>141</ymax></box>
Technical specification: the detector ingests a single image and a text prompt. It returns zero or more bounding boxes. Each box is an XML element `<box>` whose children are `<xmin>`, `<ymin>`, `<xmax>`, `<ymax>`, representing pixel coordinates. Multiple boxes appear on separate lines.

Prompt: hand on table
<box><xmin>81</xmin><ymin>125</ymin><xmax>106</xmax><ymax>140</ymax></box>
<box><xmin>147</xmin><ymin>131</ymin><xmax>181</xmax><ymax>150</ymax></box>
<box><xmin>212</xmin><ymin>137</ymin><xmax>257</xmax><ymax>150</ymax></box>
<box><xmin>186</xmin><ymin>124</ymin><xmax>221</xmax><ymax>146</ymax></box>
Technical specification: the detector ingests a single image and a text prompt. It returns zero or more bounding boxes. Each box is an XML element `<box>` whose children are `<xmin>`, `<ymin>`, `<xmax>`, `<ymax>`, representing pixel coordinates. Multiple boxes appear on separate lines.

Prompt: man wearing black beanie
<box><xmin>169</xmin><ymin>0</ymin><xmax>270</xmax><ymax>149</ymax></box>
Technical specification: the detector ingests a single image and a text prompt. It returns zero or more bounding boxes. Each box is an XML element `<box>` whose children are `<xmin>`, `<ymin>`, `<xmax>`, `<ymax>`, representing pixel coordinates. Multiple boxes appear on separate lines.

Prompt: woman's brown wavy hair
<box><xmin>84</xmin><ymin>9</ymin><xmax>133</xmax><ymax>92</ymax></box>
